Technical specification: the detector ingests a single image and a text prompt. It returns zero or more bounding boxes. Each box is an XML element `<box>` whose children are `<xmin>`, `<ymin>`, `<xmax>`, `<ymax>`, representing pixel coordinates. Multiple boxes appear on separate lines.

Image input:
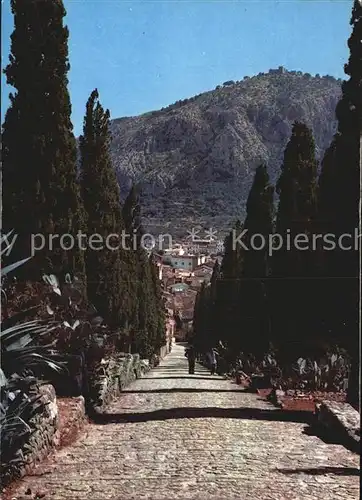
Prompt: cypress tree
<box><xmin>192</xmin><ymin>288</ymin><xmax>201</xmax><ymax>343</ymax></box>
<box><xmin>122</xmin><ymin>185</ymin><xmax>144</xmax><ymax>352</ymax></box>
<box><xmin>272</xmin><ymin>122</ymin><xmax>318</xmax><ymax>355</ymax></box>
<box><xmin>122</xmin><ymin>185</ymin><xmax>142</xmax><ymax>238</ymax></box>
<box><xmin>135</xmin><ymin>248</ymin><xmax>157</xmax><ymax>358</ymax></box>
<box><xmin>122</xmin><ymin>186</ymin><xmax>164</xmax><ymax>358</ymax></box>
<box><xmin>79</xmin><ymin>89</ymin><xmax>124</xmax><ymax>327</ymax></box>
<box><xmin>243</xmin><ymin>165</ymin><xmax>274</xmax><ymax>278</ymax></box>
<box><xmin>216</xmin><ymin>221</ymin><xmax>245</xmax><ymax>356</ymax></box>
<box><xmin>275</xmin><ymin>122</ymin><xmax>318</xmax><ymax>274</ymax></box>
<box><xmin>241</xmin><ymin>165</ymin><xmax>274</xmax><ymax>356</ymax></box>
<box><xmin>209</xmin><ymin>260</ymin><xmax>221</xmax><ymax>347</ymax></box>
<box><xmin>319</xmin><ymin>0</ymin><xmax>361</xmax><ymax>268</ymax></box>
<box><xmin>192</xmin><ymin>282</ymin><xmax>211</xmax><ymax>351</ymax></box>
<box><xmin>318</xmin><ymin>1</ymin><xmax>361</xmax><ymax>406</ymax></box>
<box><xmin>2</xmin><ymin>0</ymin><xmax>85</xmax><ymax>279</ymax></box>
<box><xmin>192</xmin><ymin>261</ymin><xmax>221</xmax><ymax>352</ymax></box>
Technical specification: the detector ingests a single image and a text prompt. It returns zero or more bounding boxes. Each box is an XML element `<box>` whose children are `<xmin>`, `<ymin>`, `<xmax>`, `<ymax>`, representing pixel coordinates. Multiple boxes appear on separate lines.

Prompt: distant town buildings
<box><xmin>156</xmin><ymin>238</ymin><xmax>221</xmax><ymax>342</ymax></box>
<box><xmin>165</xmin><ymin>253</ymin><xmax>207</xmax><ymax>271</ymax></box>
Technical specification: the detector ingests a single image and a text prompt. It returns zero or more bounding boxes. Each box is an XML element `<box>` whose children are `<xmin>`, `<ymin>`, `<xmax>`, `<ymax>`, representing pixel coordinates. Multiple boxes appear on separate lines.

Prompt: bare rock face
<box><xmin>109</xmin><ymin>70</ymin><xmax>341</xmax><ymax>231</ymax></box>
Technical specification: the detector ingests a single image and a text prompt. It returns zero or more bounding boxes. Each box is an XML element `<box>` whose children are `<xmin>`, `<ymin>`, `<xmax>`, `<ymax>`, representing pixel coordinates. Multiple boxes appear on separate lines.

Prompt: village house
<box><xmin>164</xmin><ymin>253</ymin><xmax>207</xmax><ymax>271</ymax></box>
<box><xmin>193</xmin><ymin>262</ymin><xmax>214</xmax><ymax>276</ymax></box>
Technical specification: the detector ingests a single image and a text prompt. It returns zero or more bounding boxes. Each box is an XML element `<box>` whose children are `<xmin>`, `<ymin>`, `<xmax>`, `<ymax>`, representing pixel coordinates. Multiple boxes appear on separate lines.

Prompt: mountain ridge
<box><xmin>109</xmin><ymin>68</ymin><xmax>341</xmax><ymax>235</ymax></box>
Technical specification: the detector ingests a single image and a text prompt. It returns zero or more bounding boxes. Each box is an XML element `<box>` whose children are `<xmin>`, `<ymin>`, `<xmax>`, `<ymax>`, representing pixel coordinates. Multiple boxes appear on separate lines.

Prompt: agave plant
<box><xmin>0</xmin><ymin>371</ymin><xmax>46</xmax><ymax>486</ymax></box>
<box><xmin>1</xmin><ymin>238</ymin><xmax>64</xmax><ymax>379</ymax></box>
<box><xmin>1</xmin><ymin>230</ymin><xmax>31</xmax><ymax>279</ymax></box>
<box><xmin>1</xmin><ymin>319</ymin><xmax>63</xmax><ymax>377</ymax></box>
<box><xmin>41</xmin><ymin>272</ymin><xmax>107</xmax><ymax>356</ymax></box>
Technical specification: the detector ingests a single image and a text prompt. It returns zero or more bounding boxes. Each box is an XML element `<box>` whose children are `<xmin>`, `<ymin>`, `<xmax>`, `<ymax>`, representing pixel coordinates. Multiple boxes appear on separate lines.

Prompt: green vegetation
<box><xmin>193</xmin><ymin>4</ymin><xmax>360</xmax><ymax>406</ymax></box>
<box><xmin>80</xmin><ymin>89</ymin><xmax>126</xmax><ymax>328</ymax></box>
<box><xmin>1</xmin><ymin>0</ymin><xmax>168</xmax><ymax>476</ymax></box>
<box><xmin>2</xmin><ymin>0</ymin><xmax>85</xmax><ymax>280</ymax></box>
<box><xmin>1</xmin><ymin>0</ymin><xmax>360</xmax><ymax>481</ymax></box>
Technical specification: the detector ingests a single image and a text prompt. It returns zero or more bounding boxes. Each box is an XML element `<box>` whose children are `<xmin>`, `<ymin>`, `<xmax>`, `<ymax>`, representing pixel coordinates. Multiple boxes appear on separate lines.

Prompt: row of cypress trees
<box><xmin>2</xmin><ymin>0</ymin><xmax>165</xmax><ymax>358</ymax></box>
<box><xmin>193</xmin><ymin>1</ymin><xmax>360</xmax><ymax>401</ymax></box>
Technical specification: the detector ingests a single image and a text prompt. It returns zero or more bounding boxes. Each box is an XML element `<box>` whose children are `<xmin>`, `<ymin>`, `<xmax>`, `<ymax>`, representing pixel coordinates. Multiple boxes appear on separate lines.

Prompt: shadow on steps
<box><xmin>122</xmin><ymin>388</ymin><xmax>244</xmax><ymax>393</ymax></box>
<box><xmin>303</xmin><ymin>422</ymin><xmax>361</xmax><ymax>454</ymax></box>
<box><xmin>276</xmin><ymin>466</ymin><xmax>360</xmax><ymax>476</ymax></box>
<box><xmin>91</xmin><ymin>406</ymin><xmax>315</xmax><ymax>425</ymax></box>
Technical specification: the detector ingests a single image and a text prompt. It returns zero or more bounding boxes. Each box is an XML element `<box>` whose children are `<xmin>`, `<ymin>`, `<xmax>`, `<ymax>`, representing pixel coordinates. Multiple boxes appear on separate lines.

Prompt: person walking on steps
<box><xmin>207</xmin><ymin>348</ymin><xmax>217</xmax><ymax>375</ymax></box>
<box><xmin>185</xmin><ymin>345</ymin><xmax>196</xmax><ymax>374</ymax></box>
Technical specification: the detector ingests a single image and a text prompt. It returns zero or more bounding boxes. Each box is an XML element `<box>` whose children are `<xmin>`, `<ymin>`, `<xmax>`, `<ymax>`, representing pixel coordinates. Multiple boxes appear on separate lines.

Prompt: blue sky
<box><xmin>1</xmin><ymin>0</ymin><xmax>353</xmax><ymax>135</ymax></box>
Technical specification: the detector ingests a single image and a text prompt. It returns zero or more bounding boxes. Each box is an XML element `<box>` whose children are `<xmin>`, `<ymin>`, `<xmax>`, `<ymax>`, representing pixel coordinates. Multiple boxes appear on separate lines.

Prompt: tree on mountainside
<box><xmin>2</xmin><ymin>0</ymin><xmax>85</xmax><ymax>281</ymax></box>
<box><xmin>79</xmin><ymin>89</ymin><xmax>126</xmax><ymax>327</ymax></box>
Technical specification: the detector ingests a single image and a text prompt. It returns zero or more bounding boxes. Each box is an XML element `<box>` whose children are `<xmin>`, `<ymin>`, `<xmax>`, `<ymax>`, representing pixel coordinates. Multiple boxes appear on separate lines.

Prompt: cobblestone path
<box><xmin>9</xmin><ymin>344</ymin><xmax>360</xmax><ymax>500</ymax></box>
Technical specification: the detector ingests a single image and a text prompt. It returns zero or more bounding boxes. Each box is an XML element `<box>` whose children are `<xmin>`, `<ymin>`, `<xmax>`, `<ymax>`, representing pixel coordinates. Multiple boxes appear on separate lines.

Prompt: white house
<box><xmin>168</xmin><ymin>254</ymin><xmax>206</xmax><ymax>271</ymax></box>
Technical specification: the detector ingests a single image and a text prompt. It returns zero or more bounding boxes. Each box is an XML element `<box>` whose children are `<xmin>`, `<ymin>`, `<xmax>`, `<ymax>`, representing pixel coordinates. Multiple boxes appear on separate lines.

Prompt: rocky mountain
<box><xmin>109</xmin><ymin>68</ymin><xmax>341</xmax><ymax>236</ymax></box>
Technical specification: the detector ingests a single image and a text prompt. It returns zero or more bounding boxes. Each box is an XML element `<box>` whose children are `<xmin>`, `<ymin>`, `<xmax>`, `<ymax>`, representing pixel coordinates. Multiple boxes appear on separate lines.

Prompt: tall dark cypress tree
<box><xmin>122</xmin><ymin>186</ymin><xmax>163</xmax><ymax>358</ymax></box>
<box><xmin>79</xmin><ymin>89</ymin><xmax>125</xmax><ymax>327</ymax></box>
<box><xmin>319</xmin><ymin>0</ymin><xmax>361</xmax><ymax>267</ymax></box>
<box><xmin>243</xmin><ymin>165</ymin><xmax>274</xmax><ymax>278</ymax></box>
<box><xmin>208</xmin><ymin>260</ymin><xmax>221</xmax><ymax>347</ymax></box>
<box><xmin>318</xmin><ymin>1</ymin><xmax>361</xmax><ymax>406</ymax></box>
<box><xmin>122</xmin><ymin>185</ymin><xmax>144</xmax><ymax>351</ymax></box>
<box><xmin>275</xmin><ymin>122</ymin><xmax>318</xmax><ymax>274</ymax></box>
<box><xmin>272</xmin><ymin>122</ymin><xmax>318</xmax><ymax>356</ymax></box>
<box><xmin>192</xmin><ymin>261</ymin><xmax>221</xmax><ymax>352</ymax></box>
<box><xmin>2</xmin><ymin>0</ymin><xmax>85</xmax><ymax>279</ymax></box>
<box><xmin>241</xmin><ymin>165</ymin><xmax>274</xmax><ymax>356</ymax></box>
<box><xmin>135</xmin><ymin>249</ymin><xmax>157</xmax><ymax>358</ymax></box>
<box><xmin>122</xmin><ymin>185</ymin><xmax>142</xmax><ymax>238</ymax></box>
<box><xmin>216</xmin><ymin>220</ymin><xmax>245</xmax><ymax>356</ymax></box>
<box><xmin>192</xmin><ymin>282</ymin><xmax>211</xmax><ymax>351</ymax></box>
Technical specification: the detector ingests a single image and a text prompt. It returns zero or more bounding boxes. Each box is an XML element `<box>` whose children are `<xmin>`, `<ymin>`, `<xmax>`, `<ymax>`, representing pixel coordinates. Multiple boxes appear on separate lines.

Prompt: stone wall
<box><xmin>1</xmin><ymin>384</ymin><xmax>59</xmax><ymax>488</ymax></box>
<box><xmin>1</xmin><ymin>353</ymin><xmax>155</xmax><ymax>488</ymax></box>
<box><xmin>87</xmin><ymin>353</ymin><xmax>150</xmax><ymax>414</ymax></box>
<box><xmin>316</xmin><ymin>400</ymin><xmax>360</xmax><ymax>453</ymax></box>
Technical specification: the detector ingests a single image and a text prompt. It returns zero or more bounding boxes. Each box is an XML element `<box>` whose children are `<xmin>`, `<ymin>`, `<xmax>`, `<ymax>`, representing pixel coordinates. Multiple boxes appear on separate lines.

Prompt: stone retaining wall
<box><xmin>2</xmin><ymin>354</ymin><xmax>154</xmax><ymax>488</ymax></box>
<box><xmin>316</xmin><ymin>400</ymin><xmax>360</xmax><ymax>453</ymax></box>
<box><xmin>1</xmin><ymin>353</ymin><xmax>156</xmax><ymax>487</ymax></box>
<box><xmin>87</xmin><ymin>353</ymin><xmax>150</xmax><ymax>414</ymax></box>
